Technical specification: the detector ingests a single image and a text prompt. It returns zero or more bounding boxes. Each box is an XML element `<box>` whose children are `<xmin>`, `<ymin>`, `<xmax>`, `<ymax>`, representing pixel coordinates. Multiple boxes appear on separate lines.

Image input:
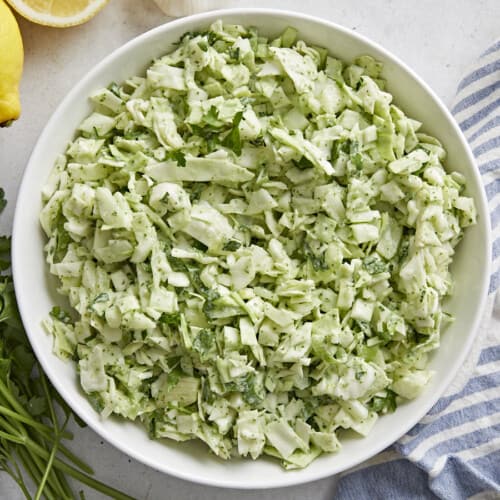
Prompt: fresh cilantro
<box><xmin>352</xmin><ymin>152</ymin><xmax>364</xmax><ymax>169</ymax></box>
<box><xmin>53</xmin><ymin>212</ymin><xmax>72</xmax><ymax>263</ymax></box>
<box><xmin>49</xmin><ymin>306</ymin><xmax>73</xmax><ymax>324</ymax></box>
<box><xmin>168</xmin><ymin>256</ymin><xmax>189</xmax><ymax>272</ymax></box>
<box><xmin>202</xmin><ymin>289</ymin><xmax>221</xmax><ymax>319</ymax></box>
<box><xmin>166</xmin><ymin>369</ymin><xmax>181</xmax><ymax>390</ymax></box>
<box><xmin>249</xmin><ymin>136</ymin><xmax>266</xmax><ymax>147</ymax></box>
<box><xmin>192</xmin><ymin>240</ymin><xmax>208</xmax><ymax>252</ymax></box>
<box><xmin>93</xmin><ymin>292</ymin><xmax>109</xmax><ymax>304</ymax></box>
<box><xmin>192</xmin><ymin>329</ymin><xmax>216</xmax><ymax>360</ymax></box>
<box><xmin>302</xmin><ymin>240</ymin><xmax>328</xmax><ymax>271</ymax></box>
<box><xmin>240</xmin><ymin>96</ymin><xmax>255</xmax><ymax>106</ymax></box>
<box><xmin>187</xmin><ymin>182</ymin><xmax>205</xmax><ymax>202</ymax></box>
<box><xmin>363</xmin><ymin>255</ymin><xmax>388</xmax><ymax>274</ymax></box>
<box><xmin>228</xmin><ymin>47</ymin><xmax>240</xmax><ymax>61</ymax></box>
<box><xmin>331</xmin><ymin>139</ymin><xmax>351</xmax><ymax>162</ymax></box>
<box><xmin>222</xmin><ymin>111</ymin><xmax>243</xmax><ymax>156</ymax></box>
<box><xmin>197</xmin><ymin>39</ymin><xmax>208</xmax><ymax>52</ymax></box>
<box><xmin>398</xmin><ymin>239</ymin><xmax>410</xmax><ymax>262</ymax></box>
<box><xmin>369</xmin><ymin>389</ymin><xmax>397</xmax><ymax>413</ymax></box>
<box><xmin>206</xmin><ymin>31</ymin><xmax>218</xmax><ymax>46</ymax></box>
<box><xmin>180</xmin><ymin>30</ymin><xmax>200</xmax><ymax>41</ymax></box>
<box><xmin>168</xmin><ymin>150</ymin><xmax>186</xmax><ymax>167</ymax></box>
<box><xmin>188</xmin><ymin>272</ymin><xmax>209</xmax><ymax>295</ymax></box>
<box><xmin>88</xmin><ymin>292</ymin><xmax>109</xmax><ymax>312</ymax></box>
<box><xmin>108</xmin><ymin>82</ymin><xmax>121</xmax><ymax>97</ymax></box>
<box><xmin>224</xmin><ymin>374</ymin><xmax>263</xmax><ymax>406</ymax></box>
<box><xmin>201</xmin><ymin>376</ymin><xmax>214</xmax><ymax>404</ymax></box>
<box><xmin>293</xmin><ymin>155</ymin><xmax>315</xmax><ymax>170</ymax></box>
<box><xmin>159</xmin><ymin>312</ymin><xmax>181</xmax><ymax>326</ymax></box>
<box><xmin>203</xmin><ymin>106</ymin><xmax>223</xmax><ymax>128</ymax></box>
<box><xmin>223</xmin><ymin>239</ymin><xmax>241</xmax><ymax>251</ymax></box>
<box><xmin>189</xmin><ymin>124</ymin><xmax>221</xmax><ymax>154</ymax></box>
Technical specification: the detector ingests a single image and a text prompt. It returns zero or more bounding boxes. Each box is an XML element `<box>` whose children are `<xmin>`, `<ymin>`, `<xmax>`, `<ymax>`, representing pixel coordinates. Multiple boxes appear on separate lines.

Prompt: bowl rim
<box><xmin>12</xmin><ymin>7</ymin><xmax>492</xmax><ymax>490</ymax></box>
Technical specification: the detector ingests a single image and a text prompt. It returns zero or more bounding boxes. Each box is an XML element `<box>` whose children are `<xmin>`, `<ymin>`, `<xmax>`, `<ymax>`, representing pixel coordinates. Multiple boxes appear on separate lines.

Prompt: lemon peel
<box><xmin>5</xmin><ymin>0</ymin><xmax>109</xmax><ymax>28</ymax></box>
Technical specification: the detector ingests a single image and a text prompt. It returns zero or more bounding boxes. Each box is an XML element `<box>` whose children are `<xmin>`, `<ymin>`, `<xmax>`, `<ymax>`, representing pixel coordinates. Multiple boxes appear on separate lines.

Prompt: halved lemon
<box><xmin>5</xmin><ymin>0</ymin><xmax>110</xmax><ymax>28</ymax></box>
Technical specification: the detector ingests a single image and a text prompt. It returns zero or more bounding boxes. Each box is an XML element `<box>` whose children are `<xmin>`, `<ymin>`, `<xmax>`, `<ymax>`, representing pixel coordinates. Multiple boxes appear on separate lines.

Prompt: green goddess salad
<box><xmin>40</xmin><ymin>21</ymin><xmax>476</xmax><ymax>469</ymax></box>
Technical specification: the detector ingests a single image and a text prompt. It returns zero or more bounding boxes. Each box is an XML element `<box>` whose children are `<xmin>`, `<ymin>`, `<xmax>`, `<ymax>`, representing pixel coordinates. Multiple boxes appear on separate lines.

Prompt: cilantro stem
<box><xmin>56</xmin><ymin>442</ymin><xmax>94</xmax><ymax>475</ymax></box>
<box><xmin>35</xmin><ymin>435</ymin><xmax>60</xmax><ymax>500</ymax></box>
<box><xmin>2</xmin><ymin>458</ymin><xmax>32</xmax><ymax>499</ymax></box>
<box><xmin>0</xmin><ymin>414</ymin><xmax>25</xmax><ymax>439</ymax></box>
<box><xmin>0</xmin><ymin>404</ymin><xmax>71</xmax><ymax>439</ymax></box>
<box><xmin>26</xmin><ymin>445</ymin><xmax>65</xmax><ymax>500</ymax></box>
<box><xmin>0</xmin><ymin>378</ymin><xmax>32</xmax><ymax>420</ymax></box>
<box><xmin>17</xmin><ymin>447</ymin><xmax>41</xmax><ymax>499</ymax></box>
<box><xmin>50</xmin><ymin>452</ymin><xmax>135</xmax><ymax>500</ymax></box>
<box><xmin>35</xmin><ymin>371</ymin><xmax>66</xmax><ymax>500</ymax></box>
<box><xmin>12</xmin><ymin>433</ymin><xmax>135</xmax><ymax>500</ymax></box>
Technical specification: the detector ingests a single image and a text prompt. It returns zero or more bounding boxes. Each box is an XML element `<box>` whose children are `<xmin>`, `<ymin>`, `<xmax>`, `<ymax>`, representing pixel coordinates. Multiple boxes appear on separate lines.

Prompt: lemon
<box><xmin>0</xmin><ymin>0</ymin><xmax>23</xmax><ymax>126</ymax></box>
<box><xmin>5</xmin><ymin>0</ymin><xmax>109</xmax><ymax>28</ymax></box>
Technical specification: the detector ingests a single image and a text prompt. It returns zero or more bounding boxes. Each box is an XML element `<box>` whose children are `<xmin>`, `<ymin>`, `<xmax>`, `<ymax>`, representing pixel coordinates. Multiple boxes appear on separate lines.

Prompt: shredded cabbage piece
<box><xmin>40</xmin><ymin>21</ymin><xmax>476</xmax><ymax>469</ymax></box>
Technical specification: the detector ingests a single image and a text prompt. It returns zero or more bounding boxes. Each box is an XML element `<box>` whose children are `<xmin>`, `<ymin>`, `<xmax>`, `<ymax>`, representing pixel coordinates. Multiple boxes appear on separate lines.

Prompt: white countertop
<box><xmin>1</xmin><ymin>1</ymin><xmax>498</xmax><ymax>498</ymax></box>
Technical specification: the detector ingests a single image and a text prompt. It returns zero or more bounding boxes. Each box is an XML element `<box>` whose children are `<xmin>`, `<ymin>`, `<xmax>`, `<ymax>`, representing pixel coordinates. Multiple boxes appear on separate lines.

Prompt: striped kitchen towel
<box><xmin>335</xmin><ymin>40</ymin><xmax>500</xmax><ymax>500</ymax></box>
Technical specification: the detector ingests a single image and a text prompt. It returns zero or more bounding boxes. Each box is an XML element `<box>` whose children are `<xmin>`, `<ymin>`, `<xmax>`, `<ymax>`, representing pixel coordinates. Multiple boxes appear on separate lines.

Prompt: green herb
<box><xmin>363</xmin><ymin>255</ymin><xmax>388</xmax><ymax>274</ymax></box>
<box><xmin>176</xmin><ymin>30</ymin><xmax>215</xmax><ymax>46</ymax></box>
<box><xmin>302</xmin><ymin>240</ymin><xmax>328</xmax><ymax>271</ymax></box>
<box><xmin>197</xmin><ymin>39</ymin><xmax>208</xmax><ymax>52</ymax></box>
<box><xmin>398</xmin><ymin>239</ymin><xmax>410</xmax><ymax>262</ymax></box>
<box><xmin>168</xmin><ymin>256</ymin><xmax>189</xmax><ymax>273</ymax></box>
<box><xmin>192</xmin><ymin>329</ymin><xmax>216</xmax><ymax>360</ymax></box>
<box><xmin>168</xmin><ymin>150</ymin><xmax>186</xmax><ymax>167</ymax></box>
<box><xmin>293</xmin><ymin>155</ymin><xmax>314</xmax><ymax>170</ymax></box>
<box><xmin>228</xmin><ymin>47</ymin><xmax>240</xmax><ymax>61</ymax></box>
<box><xmin>222</xmin><ymin>111</ymin><xmax>243</xmax><ymax>156</ymax></box>
<box><xmin>88</xmin><ymin>292</ymin><xmax>109</xmax><ymax>312</ymax></box>
<box><xmin>188</xmin><ymin>272</ymin><xmax>209</xmax><ymax>295</ymax></box>
<box><xmin>166</xmin><ymin>370</ymin><xmax>181</xmax><ymax>391</ymax></box>
<box><xmin>225</xmin><ymin>374</ymin><xmax>263</xmax><ymax>407</ymax></box>
<box><xmin>202</xmin><ymin>289</ymin><xmax>221</xmax><ymax>320</ymax></box>
<box><xmin>159</xmin><ymin>312</ymin><xmax>181</xmax><ymax>327</ymax></box>
<box><xmin>203</xmin><ymin>106</ymin><xmax>223</xmax><ymax>129</ymax></box>
<box><xmin>222</xmin><ymin>239</ymin><xmax>241</xmax><ymax>252</ymax></box>
<box><xmin>188</xmin><ymin>124</ymin><xmax>221</xmax><ymax>154</ymax></box>
<box><xmin>249</xmin><ymin>136</ymin><xmax>265</xmax><ymax>147</ymax></box>
<box><xmin>352</xmin><ymin>152</ymin><xmax>364</xmax><ymax>169</ymax></box>
<box><xmin>191</xmin><ymin>240</ymin><xmax>208</xmax><ymax>252</ymax></box>
<box><xmin>108</xmin><ymin>82</ymin><xmax>120</xmax><ymax>97</ymax></box>
<box><xmin>369</xmin><ymin>389</ymin><xmax>397</xmax><ymax>413</ymax></box>
<box><xmin>49</xmin><ymin>307</ymin><xmax>72</xmax><ymax>325</ymax></box>
<box><xmin>240</xmin><ymin>96</ymin><xmax>255</xmax><ymax>106</ymax></box>
<box><xmin>53</xmin><ymin>213</ymin><xmax>71</xmax><ymax>264</ymax></box>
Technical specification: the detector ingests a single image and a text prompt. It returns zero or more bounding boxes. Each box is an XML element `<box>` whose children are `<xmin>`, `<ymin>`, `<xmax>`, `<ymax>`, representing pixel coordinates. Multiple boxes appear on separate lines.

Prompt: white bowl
<box><xmin>12</xmin><ymin>8</ymin><xmax>491</xmax><ymax>489</ymax></box>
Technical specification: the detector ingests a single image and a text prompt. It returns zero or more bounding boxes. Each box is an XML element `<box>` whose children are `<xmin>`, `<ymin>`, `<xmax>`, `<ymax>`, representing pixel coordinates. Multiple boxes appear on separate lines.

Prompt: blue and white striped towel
<box><xmin>335</xmin><ymin>40</ymin><xmax>500</xmax><ymax>500</ymax></box>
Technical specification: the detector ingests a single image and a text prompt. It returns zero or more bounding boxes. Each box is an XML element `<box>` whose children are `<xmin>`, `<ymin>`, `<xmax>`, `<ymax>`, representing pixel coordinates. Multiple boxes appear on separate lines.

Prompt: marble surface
<box><xmin>0</xmin><ymin>1</ymin><xmax>498</xmax><ymax>498</ymax></box>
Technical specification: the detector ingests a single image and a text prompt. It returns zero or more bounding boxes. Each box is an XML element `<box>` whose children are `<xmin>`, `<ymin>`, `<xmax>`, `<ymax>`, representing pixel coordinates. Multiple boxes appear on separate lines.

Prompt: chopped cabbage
<box><xmin>41</xmin><ymin>21</ymin><xmax>476</xmax><ymax>469</ymax></box>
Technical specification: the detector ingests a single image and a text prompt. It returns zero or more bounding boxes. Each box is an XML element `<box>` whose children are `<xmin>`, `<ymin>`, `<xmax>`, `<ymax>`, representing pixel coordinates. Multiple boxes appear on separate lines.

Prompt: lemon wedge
<box><xmin>0</xmin><ymin>0</ymin><xmax>24</xmax><ymax>126</ymax></box>
<box><xmin>5</xmin><ymin>0</ymin><xmax>109</xmax><ymax>28</ymax></box>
